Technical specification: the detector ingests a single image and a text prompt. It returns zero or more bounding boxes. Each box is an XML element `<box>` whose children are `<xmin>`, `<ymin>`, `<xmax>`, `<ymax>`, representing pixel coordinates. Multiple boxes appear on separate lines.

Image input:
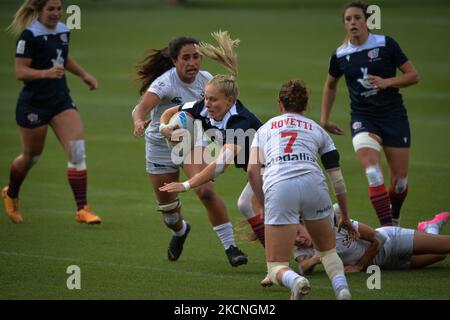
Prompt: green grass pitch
<box><xmin>0</xmin><ymin>0</ymin><xmax>449</xmax><ymax>300</ymax></box>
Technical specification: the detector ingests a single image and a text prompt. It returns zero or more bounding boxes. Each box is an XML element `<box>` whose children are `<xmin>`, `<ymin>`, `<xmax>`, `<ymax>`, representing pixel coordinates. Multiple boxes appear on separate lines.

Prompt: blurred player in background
<box><xmin>132</xmin><ymin>35</ymin><xmax>248</xmax><ymax>266</ymax></box>
<box><xmin>158</xmin><ymin>31</ymin><xmax>265</xmax><ymax>252</ymax></box>
<box><xmin>247</xmin><ymin>79</ymin><xmax>358</xmax><ymax>300</ymax></box>
<box><xmin>320</xmin><ymin>1</ymin><xmax>420</xmax><ymax>227</ymax></box>
<box><xmin>3</xmin><ymin>0</ymin><xmax>101</xmax><ymax>224</ymax></box>
<box><xmin>293</xmin><ymin>205</ymin><xmax>450</xmax><ymax>274</ymax></box>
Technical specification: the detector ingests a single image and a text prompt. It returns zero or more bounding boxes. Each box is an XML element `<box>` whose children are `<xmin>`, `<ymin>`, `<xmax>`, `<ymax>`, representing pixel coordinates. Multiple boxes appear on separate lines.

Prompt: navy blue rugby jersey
<box><xmin>179</xmin><ymin>99</ymin><xmax>262</xmax><ymax>170</ymax></box>
<box><xmin>328</xmin><ymin>33</ymin><xmax>409</xmax><ymax>118</ymax></box>
<box><xmin>15</xmin><ymin>20</ymin><xmax>71</xmax><ymax>106</ymax></box>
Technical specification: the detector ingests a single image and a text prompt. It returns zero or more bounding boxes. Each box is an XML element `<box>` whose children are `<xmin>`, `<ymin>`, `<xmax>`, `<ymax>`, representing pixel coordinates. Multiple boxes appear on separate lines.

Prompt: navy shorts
<box><xmin>350</xmin><ymin>114</ymin><xmax>411</xmax><ymax>148</ymax></box>
<box><xmin>16</xmin><ymin>97</ymin><xmax>77</xmax><ymax>128</ymax></box>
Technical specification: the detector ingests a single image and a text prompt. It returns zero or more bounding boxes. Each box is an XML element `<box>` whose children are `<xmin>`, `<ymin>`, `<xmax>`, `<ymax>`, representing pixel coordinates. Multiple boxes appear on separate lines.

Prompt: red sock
<box><xmin>67</xmin><ymin>169</ymin><xmax>87</xmax><ymax>210</ymax></box>
<box><xmin>7</xmin><ymin>165</ymin><xmax>28</xmax><ymax>198</ymax></box>
<box><xmin>389</xmin><ymin>186</ymin><xmax>408</xmax><ymax>220</ymax></box>
<box><xmin>248</xmin><ymin>214</ymin><xmax>265</xmax><ymax>247</ymax></box>
<box><xmin>369</xmin><ymin>184</ymin><xmax>393</xmax><ymax>226</ymax></box>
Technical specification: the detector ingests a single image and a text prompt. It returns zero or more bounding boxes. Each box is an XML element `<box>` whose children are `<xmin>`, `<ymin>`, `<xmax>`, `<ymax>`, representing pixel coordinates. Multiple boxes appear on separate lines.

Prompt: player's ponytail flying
<box><xmin>7</xmin><ymin>0</ymin><xmax>48</xmax><ymax>36</ymax></box>
<box><xmin>136</xmin><ymin>36</ymin><xmax>200</xmax><ymax>95</ymax></box>
<box><xmin>196</xmin><ymin>30</ymin><xmax>240</xmax><ymax>100</ymax></box>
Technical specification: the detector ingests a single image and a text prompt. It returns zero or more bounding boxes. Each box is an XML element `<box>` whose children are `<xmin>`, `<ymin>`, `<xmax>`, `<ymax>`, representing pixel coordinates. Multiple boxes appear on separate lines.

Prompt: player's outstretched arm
<box><xmin>132</xmin><ymin>92</ymin><xmax>161</xmax><ymax>137</ymax></box>
<box><xmin>320</xmin><ymin>74</ymin><xmax>344</xmax><ymax>135</ymax></box>
<box><xmin>159</xmin><ymin>144</ymin><xmax>239</xmax><ymax>193</ymax></box>
<box><xmin>247</xmin><ymin>146</ymin><xmax>264</xmax><ymax>209</ymax></box>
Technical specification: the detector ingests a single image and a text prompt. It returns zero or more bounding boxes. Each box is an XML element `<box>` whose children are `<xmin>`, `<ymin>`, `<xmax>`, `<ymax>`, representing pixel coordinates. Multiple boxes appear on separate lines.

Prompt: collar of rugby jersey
<box><xmin>336</xmin><ymin>33</ymin><xmax>385</xmax><ymax>58</ymax></box>
<box><xmin>28</xmin><ymin>19</ymin><xmax>69</xmax><ymax>36</ymax></box>
<box><xmin>200</xmin><ymin>102</ymin><xmax>238</xmax><ymax>130</ymax></box>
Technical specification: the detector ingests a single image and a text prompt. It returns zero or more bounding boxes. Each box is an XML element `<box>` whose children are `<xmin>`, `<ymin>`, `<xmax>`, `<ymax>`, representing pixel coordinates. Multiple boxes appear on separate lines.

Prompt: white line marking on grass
<box><xmin>0</xmin><ymin>250</ymin><xmax>432</xmax><ymax>299</ymax></box>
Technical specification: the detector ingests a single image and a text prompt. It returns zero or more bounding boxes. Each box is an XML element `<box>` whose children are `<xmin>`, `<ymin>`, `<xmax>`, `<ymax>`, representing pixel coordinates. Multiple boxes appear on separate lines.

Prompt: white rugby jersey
<box><xmin>145</xmin><ymin>67</ymin><xmax>212</xmax><ymax>145</ymax></box>
<box><xmin>295</xmin><ymin>221</ymin><xmax>372</xmax><ymax>266</ymax></box>
<box><xmin>251</xmin><ymin>113</ymin><xmax>336</xmax><ymax>193</ymax></box>
<box><xmin>331</xmin><ymin>221</ymin><xmax>387</xmax><ymax>267</ymax></box>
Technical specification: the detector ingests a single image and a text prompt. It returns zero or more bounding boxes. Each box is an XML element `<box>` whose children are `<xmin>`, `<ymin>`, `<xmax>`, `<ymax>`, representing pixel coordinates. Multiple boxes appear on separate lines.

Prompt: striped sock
<box><xmin>389</xmin><ymin>186</ymin><xmax>408</xmax><ymax>221</ymax></box>
<box><xmin>248</xmin><ymin>214</ymin><xmax>265</xmax><ymax>247</ymax></box>
<box><xmin>67</xmin><ymin>169</ymin><xmax>87</xmax><ymax>210</ymax></box>
<box><xmin>369</xmin><ymin>184</ymin><xmax>393</xmax><ymax>226</ymax></box>
<box><xmin>7</xmin><ymin>165</ymin><xmax>28</xmax><ymax>198</ymax></box>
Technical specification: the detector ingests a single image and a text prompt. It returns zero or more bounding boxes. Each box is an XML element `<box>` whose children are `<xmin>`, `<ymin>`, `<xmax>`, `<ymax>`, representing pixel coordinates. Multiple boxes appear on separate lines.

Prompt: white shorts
<box><xmin>264</xmin><ymin>172</ymin><xmax>334</xmax><ymax>225</ymax></box>
<box><xmin>145</xmin><ymin>130</ymin><xmax>208</xmax><ymax>174</ymax></box>
<box><xmin>375</xmin><ymin>227</ymin><xmax>414</xmax><ymax>269</ymax></box>
<box><xmin>145</xmin><ymin>139</ymin><xmax>180</xmax><ymax>174</ymax></box>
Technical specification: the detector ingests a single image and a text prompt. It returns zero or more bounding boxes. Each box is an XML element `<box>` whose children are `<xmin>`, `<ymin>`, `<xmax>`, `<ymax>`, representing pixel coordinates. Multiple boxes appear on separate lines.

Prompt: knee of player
<box><xmin>194</xmin><ymin>185</ymin><xmax>216</xmax><ymax>204</ymax></box>
<box><xmin>22</xmin><ymin>153</ymin><xmax>41</xmax><ymax>169</ymax></box>
<box><xmin>365</xmin><ymin>164</ymin><xmax>384</xmax><ymax>187</ymax></box>
<box><xmin>159</xmin><ymin>198</ymin><xmax>182</xmax><ymax>225</ymax></box>
<box><xmin>392</xmin><ymin>176</ymin><xmax>408</xmax><ymax>193</ymax></box>
<box><xmin>68</xmin><ymin>139</ymin><xmax>86</xmax><ymax>170</ymax></box>
<box><xmin>237</xmin><ymin>193</ymin><xmax>252</xmax><ymax>214</ymax></box>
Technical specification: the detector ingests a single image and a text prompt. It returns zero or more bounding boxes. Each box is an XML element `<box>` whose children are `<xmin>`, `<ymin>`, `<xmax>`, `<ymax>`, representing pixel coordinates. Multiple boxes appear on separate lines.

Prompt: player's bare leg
<box><xmin>52</xmin><ymin>109</ymin><xmax>101</xmax><ymax>224</ymax></box>
<box><xmin>384</xmin><ymin>146</ymin><xmax>409</xmax><ymax>226</ymax></box>
<box><xmin>3</xmin><ymin>125</ymin><xmax>47</xmax><ymax>223</ymax></box>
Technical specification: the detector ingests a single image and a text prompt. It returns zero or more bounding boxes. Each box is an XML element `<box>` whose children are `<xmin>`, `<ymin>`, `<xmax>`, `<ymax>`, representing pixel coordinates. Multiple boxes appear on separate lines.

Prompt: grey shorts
<box><xmin>264</xmin><ymin>172</ymin><xmax>334</xmax><ymax>225</ymax></box>
<box><xmin>145</xmin><ymin>129</ymin><xmax>208</xmax><ymax>174</ymax></box>
<box><xmin>377</xmin><ymin>227</ymin><xmax>414</xmax><ymax>269</ymax></box>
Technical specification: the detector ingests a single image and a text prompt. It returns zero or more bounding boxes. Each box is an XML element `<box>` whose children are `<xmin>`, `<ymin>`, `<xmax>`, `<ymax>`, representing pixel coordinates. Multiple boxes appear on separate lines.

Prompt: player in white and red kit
<box><xmin>248</xmin><ymin>79</ymin><xmax>358</xmax><ymax>300</ymax></box>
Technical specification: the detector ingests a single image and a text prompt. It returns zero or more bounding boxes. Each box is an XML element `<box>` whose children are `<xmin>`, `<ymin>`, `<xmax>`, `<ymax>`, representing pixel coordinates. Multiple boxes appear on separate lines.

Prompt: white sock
<box><xmin>331</xmin><ymin>274</ymin><xmax>349</xmax><ymax>297</ymax></box>
<box><xmin>425</xmin><ymin>224</ymin><xmax>440</xmax><ymax>235</ymax></box>
<box><xmin>281</xmin><ymin>270</ymin><xmax>299</xmax><ymax>290</ymax></box>
<box><xmin>213</xmin><ymin>222</ymin><xmax>236</xmax><ymax>250</ymax></box>
<box><xmin>173</xmin><ymin>220</ymin><xmax>187</xmax><ymax>237</ymax></box>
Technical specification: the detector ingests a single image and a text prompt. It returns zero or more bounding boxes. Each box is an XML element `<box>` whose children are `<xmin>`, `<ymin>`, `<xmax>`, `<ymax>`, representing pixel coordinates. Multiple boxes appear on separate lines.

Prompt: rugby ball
<box><xmin>166</xmin><ymin>111</ymin><xmax>196</xmax><ymax>160</ymax></box>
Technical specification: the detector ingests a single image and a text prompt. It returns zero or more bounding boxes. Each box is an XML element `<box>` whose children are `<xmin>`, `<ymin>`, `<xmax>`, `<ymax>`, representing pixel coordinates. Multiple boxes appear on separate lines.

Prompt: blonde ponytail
<box><xmin>196</xmin><ymin>30</ymin><xmax>240</xmax><ymax>78</ymax></box>
<box><xmin>196</xmin><ymin>30</ymin><xmax>240</xmax><ymax>99</ymax></box>
<box><xmin>7</xmin><ymin>0</ymin><xmax>49</xmax><ymax>36</ymax></box>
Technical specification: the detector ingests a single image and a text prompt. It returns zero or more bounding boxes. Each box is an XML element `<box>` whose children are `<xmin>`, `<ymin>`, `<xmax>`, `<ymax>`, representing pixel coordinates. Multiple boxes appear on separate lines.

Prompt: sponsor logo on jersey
<box><xmin>171</xmin><ymin>97</ymin><xmax>183</xmax><ymax>104</ymax></box>
<box><xmin>357</xmin><ymin>67</ymin><xmax>380</xmax><ymax>97</ymax></box>
<box><xmin>60</xmin><ymin>33</ymin><xmax>68</xmax><ymax>44</ymax></box>
<box><xmin>16</xmin><ymin>40</ymin><xmax>26</xmax><ymax>54</ymax></box>
<box><xmin>367</xmin><ymin>48</ymin><xmax>379</xmax><ymax>59</ymax></box>
<box><xmin>51</xmin><ymin>49</ymin><xmax>65</xmax><ymax>67</ymax></box>
<box><xmin>266</xmin><ymin>152</ymin><xmax>315</xmax><ymax>167</ymax></box>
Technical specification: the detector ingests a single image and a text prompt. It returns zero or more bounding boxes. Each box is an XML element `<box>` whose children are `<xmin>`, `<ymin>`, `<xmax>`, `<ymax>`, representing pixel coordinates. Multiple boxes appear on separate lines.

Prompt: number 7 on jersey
<box><xmin>281</xmin><ymin>131</ymin><xmax>298</xmax><ymax>153</ymax></box>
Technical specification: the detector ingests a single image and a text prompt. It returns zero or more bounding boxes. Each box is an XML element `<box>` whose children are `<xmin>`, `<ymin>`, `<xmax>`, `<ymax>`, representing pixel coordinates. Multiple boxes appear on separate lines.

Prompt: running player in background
<box><xmin>132</xmin><ymin>35</ymin><xmax>247</xmax><ymax>266</ymax></box>
<box><xmin>3</xmin><ymin>0</ymin><xmax>101</xmax><ymax>224</ymax></box>
<box><xmin>158</xmin><ymin>31</ymin><xmax>265</xmax><ymax>249</ymax></box>
<box><xmin>320</xmin><ymin>1</ymin><xmax>420</xmax><ymax>227</ymax></box>
<box><xmin>247</xmin><ymin>79</ymin><xmax>358</xmax><ymax>300</ymax></box>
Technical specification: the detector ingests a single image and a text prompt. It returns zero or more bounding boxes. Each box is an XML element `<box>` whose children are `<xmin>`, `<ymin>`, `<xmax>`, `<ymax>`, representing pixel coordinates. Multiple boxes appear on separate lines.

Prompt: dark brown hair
<box><xmin>136</xmin><ymin>36</ymin><xmax>199</xmax><ymax>95</ymax></box>
<box><xmin>342</xmin><ymin>1</ymin><xmax>370</xmax><ymax>23</ymax></box>
<box><xmin>278</xmin><ymin>80</ymin><xmax>309</xmax><ymax>113</ymax></box>
<box><xmin>341</xmin><ymin>1</ymin><xmax>371</xmax><ymax>45</ymax></box>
